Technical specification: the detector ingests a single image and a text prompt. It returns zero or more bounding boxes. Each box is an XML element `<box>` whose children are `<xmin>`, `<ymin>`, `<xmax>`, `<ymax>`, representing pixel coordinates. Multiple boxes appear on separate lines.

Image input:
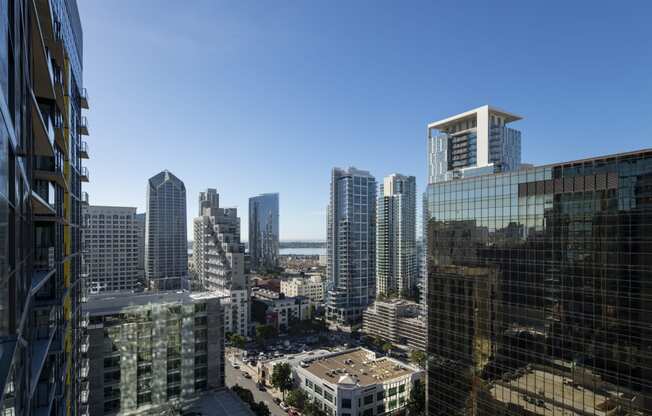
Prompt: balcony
<box><xmin>79</xmin><ymin>358</ymin><xmax>89</xmax><ymax>380</ymax></box>
<box><xmin>30</xmin><ymin>6</ymin><xmax>56</xmax><ymax>101</ymax></box>
<box><xmin>31</xmin><ymin>93</ymin><xmax>55</xmax><ymax>158</ymax></box>
<box><xmin>80</xmin><ymin>335</ymin><xmax>89</xmax><ymax>354</ymax></box>
<box><xmin>80</xmin><ymin>166</ymin><xmax>89</xmax><ymax>182</ymax></box>
<box><xmin>29</xmin><ymin>326</ymin><xmax>56</xmax><ymax>398</ymax></box>
<box><xmin>80</xmin><ymin>312</ymin><xmax>89</xmax><ymax>329</ymax></box>
<box><xmin>79</xmin><ymin>140</ymin><xmax>89</xmax><ymax>159</ymax></box>
<box><xmin>32</xmin><ymin>180</ymin><xmax>56</xmax><ymax>216</ymax></box>
<box><xmin>81</xmin><ymin>191</ymin><xmax>89</xmax><ymax>205</ymax></box>
<box><xmin>80</xmin><ymin>382</ymin><xmax>89</xmax><ymax>404</ymax></box>
<box><xmin>34</xmin><ymin>153</ymin><xmax>66</xmax><ymax>189</ymax></box>
<box><xmin>79</xmin><ymin>116</ymin><xmax>89</xmax><ymax>136</ymax></box>
<box><xmin>80</xmin><ymin>88</ymin><xmax>89</xmax><ymax>109</ymax></box>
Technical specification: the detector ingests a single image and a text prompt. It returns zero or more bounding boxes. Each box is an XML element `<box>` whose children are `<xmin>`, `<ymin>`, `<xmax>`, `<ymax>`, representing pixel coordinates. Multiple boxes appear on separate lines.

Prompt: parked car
<box><xmin>242</xmin><ymin>372</ymin><xmax>251</xmax><ymax>379</ymax></box>
<box><xmin>279</xmin><ymin>402</ymin><xmax>290</xmax><ymax>411</ymax></box>
<box><xmin>273</xmin><ymin>398</ymin><xmax>282</xmax><ymax>405</ymax></box>
<box><xmin>257</xmin><ymin>383</ymin><xmax>266</xmax><ymax>392</ymax></box>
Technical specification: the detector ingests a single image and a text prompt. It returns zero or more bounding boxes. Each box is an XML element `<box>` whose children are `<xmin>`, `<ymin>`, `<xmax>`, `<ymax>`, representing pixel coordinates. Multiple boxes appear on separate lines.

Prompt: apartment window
<box><xmin>341</xmin><ymin>398</ymin><xmax>351</xmax><ymax>409</ymax></box>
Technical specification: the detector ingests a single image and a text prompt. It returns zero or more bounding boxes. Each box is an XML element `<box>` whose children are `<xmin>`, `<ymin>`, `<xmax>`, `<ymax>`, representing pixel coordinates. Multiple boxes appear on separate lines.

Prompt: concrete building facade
<box><xmin>296</xmin><ymin>348</ymin><xmax>424</xmax><ymax>416</ymax></box>
<box><xmin>85</xmin><ymin>291</ymin><xmax>224</xmax><ymax>415</ymax></box>
<box><xmin>362</xmin><ymin>299</ymin><xmax>426</xmax><ymax>352</ymax></box>
<box><xmin>280</xmin><ymin>274</ymin><xmax>325</xmax><ymax>304</ymax></box>
<box><xmin>193</xmin><ymin>188</ymin><xmax>249</xmax><ymax>336</ymax></box>
<box><xmin>145</xmin><ymin>170</ymin><xmax>188</xmax><ymax>290</ymax></box>
<box><xmin>83</xmin><ymin>206</ymin><xmax>141</xmax><ymax>293</ymax></box>
<box><xmin>326</xmin><ymin>167</ymin><xmax>377</xmax><ymax>325</ymax></box>
<box><xmin>376</xmin><ymin>174</ymin><xmax>417</xmax><ymax>297</ymax></box>
<box><xmin>251</xmin><ymin>288</ymin><xmax>312</xmax><ymax>332</ymax></box>
<box><xmin>428</xmin><ymin>105</ymin><xmax>522</xmax><ymax>184</ymax></box>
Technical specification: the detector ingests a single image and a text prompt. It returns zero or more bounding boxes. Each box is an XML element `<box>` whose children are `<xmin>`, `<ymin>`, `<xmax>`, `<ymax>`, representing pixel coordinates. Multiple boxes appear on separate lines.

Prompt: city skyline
<box><xmin>78</xmin><ymin>1</ymin><xmax>652</xmax><ymax>240</ymax></box>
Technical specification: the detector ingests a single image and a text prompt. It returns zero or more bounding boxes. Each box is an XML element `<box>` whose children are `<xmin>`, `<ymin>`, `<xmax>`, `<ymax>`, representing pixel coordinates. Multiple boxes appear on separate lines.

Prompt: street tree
<box><xmin>270</xmin><ymin>362</ymin><xmax>294</xmax><ymax>400</ymax></box>
<box><xmin>407</xmin><ymin>380</ymin><xmax>426</xmax><ymax>416</ymax></box>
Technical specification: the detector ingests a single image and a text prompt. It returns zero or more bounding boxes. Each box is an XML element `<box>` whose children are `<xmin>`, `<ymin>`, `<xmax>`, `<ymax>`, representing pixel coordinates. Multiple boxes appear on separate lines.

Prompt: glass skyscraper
<box><xmin>248</xmin><ymin>193</ymin><xmax>279</xmax><ymax>271</ymax></box>
<box><xmin>326</xmin><ymin>167</ymin><xmax>377</xmax><ymax>325</ymax></box>
<box><xmin>425</xmin><ymin>149</ymin><xmax>652</xmax><ymax>415</ymax></box>
<box><xmin>0</xmin><ymin>0</ymin><xmax>89</xmax><ymax>415</ymax></box>
<box><xmin>145</xmin><ymin>170</ymin><xmax>188</xmax><ymax>291</ymax></box>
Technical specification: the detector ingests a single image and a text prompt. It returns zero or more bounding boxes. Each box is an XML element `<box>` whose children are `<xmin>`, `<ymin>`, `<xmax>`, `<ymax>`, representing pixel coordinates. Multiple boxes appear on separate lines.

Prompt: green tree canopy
<box><xmin>285</xmin><ymin>389</ymin><xmax>307</xmax><ymax>410</ymax></box>
<box><xmin>270</xmin><ymin>362</ymin><xmax>294</xmax><ymax>400</ymax></box>
<box><xmin>409</xmin><ymin>350</ymin><xmax>426</xmax><ymax>368</ymax></box>
<box><xmin>407</xmin><ymin>380</ymin><xmax>426</xmax><ymax>416</ymax></box>
<box><xmin>255</xmin><ymin>324</ymin><xmax>278</xmax><ymax>345</ymax></box>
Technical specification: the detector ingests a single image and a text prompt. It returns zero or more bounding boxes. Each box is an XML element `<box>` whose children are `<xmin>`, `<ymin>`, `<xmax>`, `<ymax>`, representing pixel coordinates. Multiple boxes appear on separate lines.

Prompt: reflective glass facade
<box><xmin>0</xmin><ymin>0</ymin><xmax>88</xmax><ymax>415</ymax></box>
<box><xmin>425</xmin><ymin>150</ymin><xmax>652</xmax><ymax>415</ymax></box>
<box><xmin>248</xmin><ymin>193</ymin><xmax>279</xmax><ymax>271</ymax></box>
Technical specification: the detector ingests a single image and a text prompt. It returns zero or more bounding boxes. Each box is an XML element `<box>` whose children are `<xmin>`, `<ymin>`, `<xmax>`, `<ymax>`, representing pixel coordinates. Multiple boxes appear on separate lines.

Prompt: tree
<box><xmin>270</xmin><ymin>362</ymin><xmax>294</xmax><ymax>400</ymax></box>
<box><xmin>409</xmin><ymin>350</ymin><xmax>426</xmax><ymax>368</ymax></box>
<box><xmin>407</xmin><ymin>380</ymin><xmax>426</xmax><ymax>416</ymax></box>
<box><xmin>382</xmin><ymin>342</ymin><xmax>395</xmax><ymax>354</ymax></box>
<box><xmin>251</xmin><ymin>401</ymin><xmax>271</xmax><ymax>416</ymax></box>
<box><xmin>303</xmin><ymin>399</ymin><xmax>327</xmax><ymax>416</ymax></box>
<box><xmin>285</xmin><ymin>389</ymin><xmax>307</xmax><ymax>410</ymax></box>
<box><xmin>229</xmin><ymin>333</ymin><xmax>246</xmax><ymax>349</ymax></box>
<box><xmin>232</xmin><ymin>384</ymin><xmax>254</xmax><ymax>405</ymax></box>
<box><xmin>255</xmin><ymin>324</ymin><xmax>278</xmax><ymax>346</ymax></box>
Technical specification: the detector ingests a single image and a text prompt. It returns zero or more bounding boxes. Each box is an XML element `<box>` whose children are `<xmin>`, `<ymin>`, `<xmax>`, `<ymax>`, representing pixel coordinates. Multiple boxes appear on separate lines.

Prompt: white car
<box><xmin>279</xmin><ymin>402</ymin><xmax>290</xmax><ymax>411</ymax></box>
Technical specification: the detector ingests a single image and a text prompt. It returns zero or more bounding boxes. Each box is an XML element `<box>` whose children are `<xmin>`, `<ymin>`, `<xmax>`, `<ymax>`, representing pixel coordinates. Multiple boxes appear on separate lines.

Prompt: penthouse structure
<box><xmin>428</xmin><ymin>105</ymin><xmax>522</xmax><ymax>184</ymax></box>
<box><xmin>362</xmin><ymin>299</ymin><xmax>426</xmax><ymax>352</ymax></box>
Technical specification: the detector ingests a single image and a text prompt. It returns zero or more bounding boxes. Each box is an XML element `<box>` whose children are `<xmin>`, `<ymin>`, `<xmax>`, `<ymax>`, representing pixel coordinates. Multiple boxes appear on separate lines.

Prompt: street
<box><xmin>225</xmin><ymin>362</ymin><xmax>286</xmax><ymax>416</ymax></box>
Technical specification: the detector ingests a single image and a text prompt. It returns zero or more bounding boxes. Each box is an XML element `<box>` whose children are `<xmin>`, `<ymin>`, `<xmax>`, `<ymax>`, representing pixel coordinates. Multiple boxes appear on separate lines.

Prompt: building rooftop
<box><xmin>427</xmin><ymin>105</ymin><xmax>522</xmax><ymax>130</ymax></box>
<box><xmin>302</xmin><ymin>348</ymin><xmax>420</xmax><ymax>387</ymax></box>
<box><xmin>84</xmin><ymin>290</ymin><xmax>223</xmax><ymax>315</ymax></box>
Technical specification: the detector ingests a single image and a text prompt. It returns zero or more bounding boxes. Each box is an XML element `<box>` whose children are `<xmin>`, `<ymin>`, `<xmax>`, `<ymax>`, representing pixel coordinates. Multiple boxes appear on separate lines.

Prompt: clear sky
<box><xmin>79</xmin><ymin>0</ymin><xmax>651</xmax><ymax>241</ymax></box>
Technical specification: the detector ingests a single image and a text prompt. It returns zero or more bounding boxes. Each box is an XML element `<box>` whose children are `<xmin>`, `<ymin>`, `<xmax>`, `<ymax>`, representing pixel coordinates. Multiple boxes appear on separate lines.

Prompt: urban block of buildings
<box><xmin>83</xmin><ymin>205</ymin><xmax>142</xmax><ymax>293</ymax></box>
<box><xmin>145</xmin><ymin>170</ymin><xmax>188</xmax><ymax>290</ymax></box>
<box><xmin>84</xmin><ymin>291</ymin><xmax>224</xmax><ymax>415</ymax></box>
<box><xmin>248</xmin><ymin>193</ymin><xmax>280</xmax><ymax>271</ymax></box>
<box><xmin>362</xmin><ymin>299</ymin><xmax>426</xmax><ymax>352</ymax></box>
<box><xmin>376</xmin><ymin>174</ymin><xmax>417</xmax><ymax>298</ymax></box>
<box><xmin>280</xmin><ymin>274</ymin><xmax>325</xmax><ymax>304</ymax></box>
<box><xmin>424</xmin><ymin>106</ymin><xmax>652</xmax><ymax>415</ymax></box>
<box><xmin>193</xmin><ymin>188</ymin><xmax>250</xmax><ymax>336</ymax></box>
<box><xmin>0</xmin><ymin>0</ymin><xmax>90</xmax><ymax>414</ymax></box>
<box><xmin>326</xmin><ymin>167</ymin><xmax>377</xmax><ymax>325</ymax></box>
<box><xmin>251</xmin><ymin>288</ymin><xmax>312</xmax><ymax>332</ymax></box>
<box><xmin>296</xmin><ymin>348</ymin><xmax>424</xmax><ymax>416</ymax></box>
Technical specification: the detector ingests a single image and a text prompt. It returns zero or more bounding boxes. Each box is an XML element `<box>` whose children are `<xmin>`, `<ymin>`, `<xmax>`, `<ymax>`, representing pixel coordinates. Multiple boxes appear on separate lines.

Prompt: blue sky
<box><xmin>79</xmin><ymin>0</ymin><xmax>651</xmax><ymax>241</ymax></box>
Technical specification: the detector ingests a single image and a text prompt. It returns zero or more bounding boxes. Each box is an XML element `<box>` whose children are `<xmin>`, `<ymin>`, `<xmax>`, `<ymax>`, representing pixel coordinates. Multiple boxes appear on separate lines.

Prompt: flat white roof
<box><xmin>427</xmin><ymin>105</ymin><xmax>522</xmax><ymax>130</ymax></box>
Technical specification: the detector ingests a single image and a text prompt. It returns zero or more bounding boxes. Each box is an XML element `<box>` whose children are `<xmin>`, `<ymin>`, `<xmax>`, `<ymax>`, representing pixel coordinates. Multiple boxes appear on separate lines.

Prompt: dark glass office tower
<box><xmin>248</xmin><ymin>193</ymin><xmax>279</xmax><ymax>271</ymax></box>
<box><xmin>425</xmin><ymin>150</ymin><xmax>652</xmax><ymax>416</ymax></box>
<box><xmin>0</xmin><ymin>0</ymin><xmax>89</xmax><ymax>415</ymax></box>
<box><xmin>145</xmin><ymin>170</ymin><xmax>188</xmax><ymax>291</ymax></box>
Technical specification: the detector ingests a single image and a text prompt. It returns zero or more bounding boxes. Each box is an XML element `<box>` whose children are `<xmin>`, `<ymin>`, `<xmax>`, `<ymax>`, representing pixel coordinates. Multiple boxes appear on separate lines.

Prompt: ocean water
<box><xmin>279</xmin><ymin>248</ymin><xmax>326</xmax><ymax>256</ymax></box>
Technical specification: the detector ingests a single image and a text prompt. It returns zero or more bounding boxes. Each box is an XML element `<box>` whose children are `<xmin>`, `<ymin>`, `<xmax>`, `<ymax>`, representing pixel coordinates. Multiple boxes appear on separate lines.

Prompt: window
<box><xmin>306</xmin><ymin>379</ymin><xmax>314</xmax><ymax>389</ymax></box>
<box><xmin>341</xmin><ymin>398</ymin><xmax>351</xmax><ymax>408</ymax></box>
<box><xmin>388</xmin><ymin>387</ymin><xmax>397</xmax><ymax>396</ymax></box>
<box><xmin>377</xmin><ymin>391</ymin><xmax>384</xmax><ymax>401</ymax></box>
<box><xmin>314</xmin><ymin>385</ymin><xmax>323</xmax><ymax>396</ymax></box>
<box><xmin>364</xmin><ymin>394</ymin><xmax>374</xmax><ymax>405</ymax></box>
<box><xmin>398</xmin><ymin>384</ymin><xmax>405</xmax><ymax>393</ymax></box>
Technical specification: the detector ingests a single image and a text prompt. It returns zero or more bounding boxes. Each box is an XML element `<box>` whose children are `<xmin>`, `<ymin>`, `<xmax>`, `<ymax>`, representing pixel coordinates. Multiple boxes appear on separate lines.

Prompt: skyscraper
<box><xmin>326</xmin><ymin>167</ymin><xmax>377</xmax><ymax>325</ymax></box>
<box><xmin>428</xmin><ymin>105</ymin><xmax>522</xmax><ymax>184</ymax></box>
<box><xmin>0</xmin><ymin>0</ymin><xmax>89</xmax><ymax>414</ymax></box>
<box><xmin>83</xmin><ymin>206</ymin><xmax>141</xmax><ymax>293</ymax></box>
<box><xmin>425</xmin><ymin>148</ymin><xmax>652</xmax><ymax>415</ymax></box>
<box><xmin>193</xmin><ymin>189</ymin><xmax>249</xmax><ymax>336</ymax></box>
<box><xmin>145</xmin><ymin>170</ymin><xmax>188</xmax><ymax>290</ymax></box>
<box><xmin>248</xmin><ymin>193</ymin><xmax>280</xmax><ymax>271</ymax></box>
<box><xmin>376</xmin><ymin>174</ymin><xmax>417</xmax><ymax>297</ymax></box>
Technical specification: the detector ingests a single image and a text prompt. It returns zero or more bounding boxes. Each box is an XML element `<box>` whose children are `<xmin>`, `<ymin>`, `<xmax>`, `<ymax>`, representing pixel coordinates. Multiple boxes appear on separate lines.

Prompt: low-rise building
<box><xmin>362</xmin><ymin>299</ymin><xmax>426</xmax><ymax>351</ymax></box>
<box><xmin>251</xmin><ymin>288</ymin><xmax>312</xmax><ymax>332</ymax></box>
<box><xmin>296</xmin><ymin>348</ymin><xmax>424</xmax><ymax>416</ymax></box>
<box><xmin>256</xmin><ymin>349</ymin><xmax>332</xmax><ymax>387</ymax></box>
<box><xmin>84</xmin><ymin>291</ymin><xmax>224</xmax><ymax>415</ymax></box>
<box><xmin>280</xmin><ymin>274</ymin><xmax>325</xmax><ymax>304</ymax></box>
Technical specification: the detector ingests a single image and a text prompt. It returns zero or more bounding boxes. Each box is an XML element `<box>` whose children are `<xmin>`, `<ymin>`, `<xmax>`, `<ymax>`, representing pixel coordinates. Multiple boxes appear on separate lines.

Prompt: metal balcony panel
<box><xmin>79</xmin><ymin>141</ymin><xmax>89</xmax><ymax>159</ymax></box>
<box><xmin>31</xmin><ymin>190</ymin><xmax>56</xmax><ymax>216</ymax></box>
<box><xmin>79</xmin><ymin>116</ymin><xmax>89</xmax><ymax>135</ymax></box>
<box><xmin>31</xmin><ymin>92</ymin><xmax>55</xmax><ymax>157</ymax></box>
<box><xmin>80</xmin><ymin>88</ymin><xmax>89</xmax><ymax>109</ymax></box>
<box><xmin>30</xmin><ymin>3</ymin><xmax>56</xmax><ymax>101</ymax></box>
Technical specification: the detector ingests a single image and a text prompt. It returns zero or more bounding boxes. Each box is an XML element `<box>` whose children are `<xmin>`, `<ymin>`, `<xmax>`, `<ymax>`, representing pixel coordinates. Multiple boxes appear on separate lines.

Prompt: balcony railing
<box><xmin>79</xmin><ymin>358</ymin><xmax>89</xmax><ymax>379</ymax></box>
<box><xmin>80</xmin><ymin>166</ymin><xmax>89</xmax><ymax>182</ymax></box>
<box><xmin>79</xmin><ymin>140</ymin><xmax>89</xmax><ymax>158</ymax></box>
<box><xmin>81</xmin><ymin>191</ymin><xmax>89</xmax><ymax>205</ymax></box>
<box><xmin>79</xmin><ymin>116</ymin><xmax>89</xmax><ymax>135</ymax></box>
<box><xmin>80</xmin><ymin>88</ymin><xmax>89</xmax><ymax>109</ymax></box>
